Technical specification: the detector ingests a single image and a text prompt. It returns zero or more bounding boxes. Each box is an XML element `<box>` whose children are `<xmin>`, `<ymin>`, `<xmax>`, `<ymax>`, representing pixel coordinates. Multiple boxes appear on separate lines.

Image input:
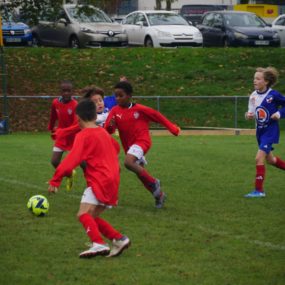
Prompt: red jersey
<box><xmin>50</xmin><ymin>127</ymin><xmax>120</xmax><ymax>206</ymax></box>
<box><xmin>105</xmin><ymin>103</ymin><xmax>180</xmax><ymax>153</ymax></box>
<box><xmin>48</xmin><ymin>97</ymin><xmax>78</xmax><ymax>130</ymax></box>
<box><xmin>48</xmin><ymin>97</ymin><xmax>78</xmax><ymax>151</ymax></box>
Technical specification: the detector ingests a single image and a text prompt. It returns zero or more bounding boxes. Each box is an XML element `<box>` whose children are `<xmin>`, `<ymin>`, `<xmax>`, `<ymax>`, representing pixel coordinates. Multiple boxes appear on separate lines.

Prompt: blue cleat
<box><xmin>244</xmin><ymin>190</ymin><xmax>266</xmax><ymax>198</ymax></box>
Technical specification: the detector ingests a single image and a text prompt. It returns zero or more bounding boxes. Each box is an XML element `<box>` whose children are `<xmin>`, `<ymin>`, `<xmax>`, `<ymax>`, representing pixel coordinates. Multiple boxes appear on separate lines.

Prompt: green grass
<box><xmin>0</xmin><ymin>133</ymin><xmax>285</xmax><ymax>285</ymax></box>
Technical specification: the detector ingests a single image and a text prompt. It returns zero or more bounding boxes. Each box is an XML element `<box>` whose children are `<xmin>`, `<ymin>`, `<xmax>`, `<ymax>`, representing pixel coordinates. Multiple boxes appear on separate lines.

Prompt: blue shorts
<box><xmin>258</xmin><ymin>142</ymin><xmax>274</xmax><ymax>154</ymax></box>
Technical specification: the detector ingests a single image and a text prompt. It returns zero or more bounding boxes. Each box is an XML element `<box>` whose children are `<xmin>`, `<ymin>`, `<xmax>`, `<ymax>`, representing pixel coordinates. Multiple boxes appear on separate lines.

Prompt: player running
<box><xmin>245</xmin><ymin>67</ymin><xmax>285</xmax><ymax>198</ymax></box>
<box><xmin>105</xmin><ymin>81</ymin><xmax>180</xmax><ymax>208</ymax></box>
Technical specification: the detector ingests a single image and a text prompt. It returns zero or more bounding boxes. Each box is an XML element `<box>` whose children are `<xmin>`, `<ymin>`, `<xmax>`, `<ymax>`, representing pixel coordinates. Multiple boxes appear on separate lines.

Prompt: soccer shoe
<box><xmin>244</xmin><ymin>190</ymin><xmax>266</xmax><ymax>198</ymax></box>
<box><xmin>155</xmin><ymin>191</ymin><xmax>167</xmax><ymax>209</ymax></box>
<box><xmin>107</xmin><ymin>236</ymin><xmax>131</xmax><ymax>257</ymax></box>
<box><xmin>79</xmin><ymin>243</ymin><xmax>110</xmax><ymax>258</ymax></box>
<box><xmin>66</xmin><ymin>169</ymin><xmax>76</xmax><ymax>191</ymax></box>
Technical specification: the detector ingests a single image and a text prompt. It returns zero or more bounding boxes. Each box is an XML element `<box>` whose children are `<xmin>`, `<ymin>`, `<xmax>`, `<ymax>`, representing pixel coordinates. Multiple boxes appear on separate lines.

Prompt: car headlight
<box><xmin>80</xmin><ymin>27</ymin><xmax>97</xmax><ymax>34</ymax></box>
<box><xmin>24</xmin><ymin>29</ymin><xmax>31</xmax><ymax>35</ymax></box>
<box><xmin>273</xmin><ymin>32</ymin><xmax>280</xmax><ymax>39</ymax></box>
<box><xmin>233</xmin><ymin>32</ymin><xmax>248</xmax><ymax>39</ymax></box>
<box><xmin>194</xmin><ymin>31</ymin><xmax>203</xmax><ymax>39</ymax></box>
<box><xmin>157</xmin><ymin>30</ymin><xmax>172</xmax><ymax>37</ymax></box>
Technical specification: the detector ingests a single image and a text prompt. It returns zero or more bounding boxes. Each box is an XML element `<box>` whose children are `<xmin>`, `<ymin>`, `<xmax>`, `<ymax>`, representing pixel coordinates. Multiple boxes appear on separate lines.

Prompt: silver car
<box><xmin>32</xmin><ymin>4</ymin><xmax>128</xmax><ymax>48</ymax></box>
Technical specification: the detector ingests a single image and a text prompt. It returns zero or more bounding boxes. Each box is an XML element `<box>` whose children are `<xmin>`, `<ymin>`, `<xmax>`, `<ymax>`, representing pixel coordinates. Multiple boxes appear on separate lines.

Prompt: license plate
<box><xmin>5</xmin><ymin>38</ymin><xmax>22</xmax><ymax>43</ymax></box>
<box><xmin>105</xmin><ymin>37</ymin><xmax>119</xmax><ymax>42</ymax></box>
<box><xmin>254</xmin><ymin>40</ymin><xmax>269</xmax><ymax>45</ymax></box>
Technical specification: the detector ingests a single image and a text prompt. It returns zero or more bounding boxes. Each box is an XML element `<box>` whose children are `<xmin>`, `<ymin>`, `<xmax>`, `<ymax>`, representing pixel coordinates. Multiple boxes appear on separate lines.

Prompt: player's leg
<box><xmin>94</xmin><ymin>217</ymin><xmax>131</xmax><ymax>257</ymax></box>
<box><xmin>124</xmin><ymin>145</ymin><xmax>166</xmax><ymax>208</ymax></box>
<box><xmin>77</xmin><ymin>188</ymin><xmax>110</xmax><ymax>258</ymax></box>
<box><xmin>245</xmin><ymin>149</ymin><xmax>266</xmax><ymax>198</ymax></box>
<box><xmin>50</xmin><ymin>148</ymin><xmax>64</xmax><ymax>168</ymax></box>
<box><xmin>266</xmin><ymin>152</ymin><xmax>285</xmax><ymax>170</ymax></box>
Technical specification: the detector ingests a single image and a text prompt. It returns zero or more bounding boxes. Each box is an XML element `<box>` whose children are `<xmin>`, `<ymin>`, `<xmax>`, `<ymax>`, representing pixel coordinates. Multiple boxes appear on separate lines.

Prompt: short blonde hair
<box><xmin>256</xmin><ymin>67</ymin><xmax>279</xmax><ymax>87</ymax></box>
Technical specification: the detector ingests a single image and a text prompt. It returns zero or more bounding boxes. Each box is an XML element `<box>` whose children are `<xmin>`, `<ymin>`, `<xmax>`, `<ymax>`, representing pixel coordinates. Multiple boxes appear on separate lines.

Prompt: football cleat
<box><xmin>155</xmin><ymin>191</ymin><xmax>167</xmax><ymax>209</ymax></box>
<box><xmin>107</xmin><ymin>236</ymin><xmax>131</xmax><ymax>257</ymax></box>
<box><xmin>66</xmin><ymin>169</ymin><xmax>76</xmax><ymax>191</ymax></box>
<box><xmin>79</xmin><ymin>243</ymin><xmax>110</xmax><ymax>258</ymax></box>
<box><xmin>244</xmin><ymin>190</ymin><xmax>266</xmax><ymax>198</ymax></box>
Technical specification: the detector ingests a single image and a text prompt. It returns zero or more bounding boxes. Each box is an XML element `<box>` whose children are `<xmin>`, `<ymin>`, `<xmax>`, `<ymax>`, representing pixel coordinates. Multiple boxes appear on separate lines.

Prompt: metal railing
<box><xmin>0</xmin><ymin>95</ymin><xmax>260</xmax><ymax>132</ymax></box>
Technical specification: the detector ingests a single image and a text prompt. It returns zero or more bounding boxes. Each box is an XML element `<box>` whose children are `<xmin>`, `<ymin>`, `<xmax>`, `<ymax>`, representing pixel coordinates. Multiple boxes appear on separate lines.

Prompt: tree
<box><xmin>7</xmin><ymin>0</ymin><xmax>121</xmax><ymax>25</ymax></box>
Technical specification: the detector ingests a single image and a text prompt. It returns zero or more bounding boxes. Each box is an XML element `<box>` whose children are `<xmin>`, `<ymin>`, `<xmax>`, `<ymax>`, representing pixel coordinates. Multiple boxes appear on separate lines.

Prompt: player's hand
<box><xmin>109</xmin><ymin>117</ymin><xmax>116</xmax><ymax>127</ymax></box>
<box><xmin>245</xmin><ymin>112</ymin><xmax>254</xmax><ymax>120</ymax></box>
<box><xmin>48</xmin><ymin>185</ymin><xmax>58</xmax><ymax>194</ymax></box>
<box><xmin>271</xmin><ymin>112</ymin><xmax>280</xmax><ymax>120</ymax></box>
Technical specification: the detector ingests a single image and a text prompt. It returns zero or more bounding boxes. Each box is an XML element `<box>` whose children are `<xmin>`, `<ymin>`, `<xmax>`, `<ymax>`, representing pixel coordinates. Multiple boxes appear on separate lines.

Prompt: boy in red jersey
<box><xmin>48</xmin><ymin>99</ymin><xmax>130</xmax><ymax>258</ymax></box>
<box><xmin>105</xmin><ymin>81</ymin><xmax>180</xmax><ymax>208</ymax></box>
<box><xmin>48</xmin><ymin>80</ymin><xmax>78</xmax><ymax>190</ymax></box>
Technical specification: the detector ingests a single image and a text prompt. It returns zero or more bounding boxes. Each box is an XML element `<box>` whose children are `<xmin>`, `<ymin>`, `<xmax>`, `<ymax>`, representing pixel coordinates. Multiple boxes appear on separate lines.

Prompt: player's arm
<box><xmin>49</xmin><ymin>134</ymin><xmax>85</xmax><ymax>191</ymax></box>
<box><xmin>142</xmin><ymin>106</ymin><xmax>180</xmax><ymax>136</ymax></box>
<box><xmin>104</xmin><ymin>109</ymin><xmax>117</xmax><ymax>134</ymax></box>
<box><xmin>55</xmin><ymin>122</ymin><xmax>81</xmax><ymax>140</ymax></box>
<box><xmin>245</xmin><ymin>94</ymin><xmax>255</xmax><ymax>120</ymax></box>
<box><xmin>271</xmin><ymin>92</ymin><xmax>285</xmax><ymax>120</ymax></box>
<box><xmin>48</xmin><ymin>100</ymin><xmax>58</xmax><ymax>131</ymax></box>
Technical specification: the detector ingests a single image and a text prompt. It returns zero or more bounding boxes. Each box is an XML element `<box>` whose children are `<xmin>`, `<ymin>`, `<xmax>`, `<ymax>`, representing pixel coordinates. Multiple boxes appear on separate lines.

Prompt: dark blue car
<box><xmin>197</xmin><ymin>11</ymin><xmax>280</xmax><ymax>47</ymax></box>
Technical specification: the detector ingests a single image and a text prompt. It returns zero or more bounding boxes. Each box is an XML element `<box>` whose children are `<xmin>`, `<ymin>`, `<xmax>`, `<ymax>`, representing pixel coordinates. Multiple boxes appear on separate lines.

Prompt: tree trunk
<box><xmin>155</xmin><ymin>0</ymin><xmax>161</xmax><ymax>10</ymax></box>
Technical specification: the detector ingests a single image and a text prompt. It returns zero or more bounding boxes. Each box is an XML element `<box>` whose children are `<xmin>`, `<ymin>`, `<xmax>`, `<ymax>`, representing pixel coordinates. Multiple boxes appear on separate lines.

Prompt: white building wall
<box><xmin>138</xmin><ymin>0</ymin><xmax>238</xmax><ymax>11</ymax></box>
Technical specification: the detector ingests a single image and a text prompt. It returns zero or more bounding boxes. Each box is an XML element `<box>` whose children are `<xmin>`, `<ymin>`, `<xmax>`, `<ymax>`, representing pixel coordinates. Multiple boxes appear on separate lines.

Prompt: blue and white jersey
<box><xmin>248</xmin><ymin>88</ymin><xmax>285</xmax><ymax>144</ymax></box>
<box><xmin>96</xmin><ymin>108</ymin><xmax>109</xmax><ymax>127</ymax></box>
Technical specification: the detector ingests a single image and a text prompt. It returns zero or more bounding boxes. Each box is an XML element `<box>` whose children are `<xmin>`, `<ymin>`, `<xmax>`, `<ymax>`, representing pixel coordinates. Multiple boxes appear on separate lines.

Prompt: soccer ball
<box><xmin>27</xmin><ymin>195</ymin><xmax>49</xmax><ymax>216</ymax></box>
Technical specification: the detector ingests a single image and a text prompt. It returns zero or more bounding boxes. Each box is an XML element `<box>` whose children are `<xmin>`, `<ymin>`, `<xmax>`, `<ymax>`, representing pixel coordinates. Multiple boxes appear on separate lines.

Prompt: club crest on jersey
<box><xmin>266</xmin><ymin>95</ymin><xmax>273</xmax><ymax>103</ymax></box>
<box><xmin>67</xmin><ymin>108</ymin><xmax>73</xmax><ymax>115</ymax></box>
<box><xmin>255</xmin><ymin>106</ymin><xmax>269</xmax><ymax>125</ymax></box>
<box><xmin>133</xmin><ymin>111</ymin><xmax>139</xmax><ymax>119</ymax></box>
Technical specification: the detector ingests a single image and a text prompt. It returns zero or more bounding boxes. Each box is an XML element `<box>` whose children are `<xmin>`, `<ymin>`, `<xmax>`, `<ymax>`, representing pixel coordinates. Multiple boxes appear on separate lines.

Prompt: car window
<box><xmin>213</xmin><ymin>13</ymin><xmax>223</xmax><ymax>27</ymax></box>
<box><xmin>275</xmin><ymin>17</ymin><xmax>285</xmax><ymax>26</ymax></box>
<box><xmin>56</xmin><ymin>9</ymin><xmax>69</xmax><ymax>21</ymax></box>
<box><xmin>66</xmin><ymin>6</ymin><xmax>112</xmax><ymax>23</ymax></box>
<box><xmin>146</xmin><ymin>13</ymin><xmax>188</xmax><ymax>26</ymax></box>
<box><xmin>135</xmin><ymin>13</ymin><xmax>148</xmax><ymax>26</ymax></box>
<box><xmin>123</xmin><ymin>13</ymin><xmax>137</xmax><ymax>24</ymax></box>
<box><xmin>202</xmin><ymin>13</ymin><xmax>215</xmax><ymax>27</ymax></box>
<box><xmin>224</xmin><ymin>13</ymin><xmax>266</xmax><ymax>27</ymax></box>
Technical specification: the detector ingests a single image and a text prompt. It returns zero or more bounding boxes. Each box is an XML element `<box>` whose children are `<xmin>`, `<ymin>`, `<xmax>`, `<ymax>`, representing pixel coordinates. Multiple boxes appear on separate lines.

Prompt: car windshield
<box><xmin>224</xmin><ymin>13</ymin><xmax>266</xmax><ymax>27</ymax></box>
<box><xmin>147</xmin><ymin>13</ymin><xmax>188</xmax><ymax>26</ymax></box>
<box><xmin>66</xmin><ymin>6</ymin><xmax>112</xmax><ymax>23</ymax></box>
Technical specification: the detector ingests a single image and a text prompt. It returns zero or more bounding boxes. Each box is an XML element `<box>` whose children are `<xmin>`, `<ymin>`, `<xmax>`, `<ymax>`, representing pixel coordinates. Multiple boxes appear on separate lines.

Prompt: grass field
<box><xmin>0</xmin><ymin>133</ymin><xmax>285</xmax><ymax>285</ymax></box>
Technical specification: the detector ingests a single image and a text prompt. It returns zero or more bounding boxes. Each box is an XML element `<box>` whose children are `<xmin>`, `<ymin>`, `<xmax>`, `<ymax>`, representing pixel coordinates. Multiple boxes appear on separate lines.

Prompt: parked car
<box><xmin>180</xmin><ymin>4</ymin><xmax>227</xmax><ymax>26</ymax></box>
<box><xmin>121</xmin><ymin>10</ymin><xmax>203</xmax><ymax>47</ymax></box>
<box><xmin>197</xmin><ymin>11</ymin><xmax>280</xmax><ymax>47</ymax></box>
<box><xmin>0</xmin><ymin>5</ymin><xmax>33</xmax><ymax>46</ymax></box>
<box><xmin>272</xmin><ymin>14</ymin><xmax>285</xmax><ymax>47</ymax></box>
<box><xmin>32</xmin><ymin>4</ymin><xmax>128</xmax><ymax>48</ymax></box>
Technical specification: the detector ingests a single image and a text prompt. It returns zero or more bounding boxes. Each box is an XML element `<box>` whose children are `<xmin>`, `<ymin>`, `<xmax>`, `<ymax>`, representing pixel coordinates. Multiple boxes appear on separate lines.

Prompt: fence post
<box><xmin>156</xmin><ymin>96</ymin><xmax>160</xmax><ymax>112</ymax></box>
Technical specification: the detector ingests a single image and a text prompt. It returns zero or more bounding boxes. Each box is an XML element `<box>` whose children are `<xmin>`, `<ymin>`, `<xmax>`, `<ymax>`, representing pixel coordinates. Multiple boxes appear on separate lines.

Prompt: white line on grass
<box><xmin>2</xmin><ymin>177</ymin><xmax>285</xmax><ymax>251</ymax></box>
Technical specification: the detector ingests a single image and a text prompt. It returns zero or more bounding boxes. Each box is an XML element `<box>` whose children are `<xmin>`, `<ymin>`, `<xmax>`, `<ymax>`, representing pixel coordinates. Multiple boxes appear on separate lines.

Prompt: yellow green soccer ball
<box><xmin>27</xmin><ymin>195</ymin><xmax>49</xmax><ymax>216</ymax></box>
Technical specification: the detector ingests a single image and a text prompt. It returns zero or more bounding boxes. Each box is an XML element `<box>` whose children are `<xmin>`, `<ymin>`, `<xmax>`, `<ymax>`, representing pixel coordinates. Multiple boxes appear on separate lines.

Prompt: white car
<box><xmin>272</xmin><ymin>14</ymin><xmax>285</xmax><ymax>47</ymax></box>
<box><xmin>121</xmin><ymin>10</ymin><xmax>203</xmax><ymax>47</ymax></box>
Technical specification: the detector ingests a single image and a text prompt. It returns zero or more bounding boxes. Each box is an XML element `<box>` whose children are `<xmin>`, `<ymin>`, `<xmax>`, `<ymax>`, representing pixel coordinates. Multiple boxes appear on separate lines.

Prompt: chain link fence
<box><xmin>0</xmin><ymin>95</ymin><xmax>259</xmax><ymax>133</ymax></box>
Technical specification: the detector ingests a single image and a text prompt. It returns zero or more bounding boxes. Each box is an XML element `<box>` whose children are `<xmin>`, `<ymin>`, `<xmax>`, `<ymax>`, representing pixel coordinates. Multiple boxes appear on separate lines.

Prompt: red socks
<box><xmin>137</xmin><ymin>169</ymin><xmax>156</xmax><ymax>192</ymax></box>
<box><xmin>255</xmin><ymin>165</ymin><xmax>265</xmax><ymax>192</ymax></box>
<box><xmin>79</xmin><ymin>213</ymin><xmax>105</xmax><ymax>244</ymax></box>
<box><xmin>275</xmin><ymin>157</ymin><xmax>285</xmax><ymax>170</ymax></box>
<box><xmin>95</xmin><ymin>217</ymin><xmax>123</xmax><ymax>240</ymax></box>
<box><xmin>79</xmin><ymin>213</ymin><xmax>123</xmax><ymax>243</ymax></box>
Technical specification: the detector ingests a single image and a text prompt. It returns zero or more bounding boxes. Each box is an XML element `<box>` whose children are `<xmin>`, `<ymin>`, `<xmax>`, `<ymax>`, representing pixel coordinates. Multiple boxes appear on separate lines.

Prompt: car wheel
<box><xmin>69</xmin><ymin>36</ymin><xmax>80</xmax><ymax>48</ymax></box>
<box><xmin>32</xmin><ymin>34</ymin><xmax>41</xmax><ymax>47</ymax></box>
<box><xmin>144</xmin><ymin>37</ymin><xmax>154</xmax><ymax>47</ymax></box>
